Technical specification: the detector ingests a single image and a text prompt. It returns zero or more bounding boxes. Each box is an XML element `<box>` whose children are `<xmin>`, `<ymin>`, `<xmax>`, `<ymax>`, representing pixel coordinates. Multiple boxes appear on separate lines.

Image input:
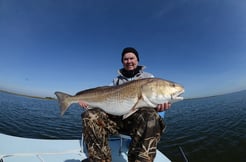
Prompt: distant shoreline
<box><xmin>0</xmin><ymin>90</ymin><xmax>56</xmax><ymax>100</ymax></box>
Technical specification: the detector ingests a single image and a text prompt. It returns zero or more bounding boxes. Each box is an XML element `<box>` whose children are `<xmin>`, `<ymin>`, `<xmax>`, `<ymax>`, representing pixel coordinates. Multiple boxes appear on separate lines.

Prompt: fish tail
<box><xmin>54</xmin><ymin>91</ymin><xmax>72</xmax><ymax>116</ymax></box>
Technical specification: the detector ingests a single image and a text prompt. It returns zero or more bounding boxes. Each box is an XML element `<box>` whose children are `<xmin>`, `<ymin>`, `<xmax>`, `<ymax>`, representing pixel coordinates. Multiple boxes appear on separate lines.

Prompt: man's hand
<box><xmin>156</xmin><ymin>102</ymin><xmax>171</xmax><ymax>112</ymax></box>
<box><xmin>78</xmin><ymin>100</ymin><xmax>89</xmax><ymax>109</ymax></box>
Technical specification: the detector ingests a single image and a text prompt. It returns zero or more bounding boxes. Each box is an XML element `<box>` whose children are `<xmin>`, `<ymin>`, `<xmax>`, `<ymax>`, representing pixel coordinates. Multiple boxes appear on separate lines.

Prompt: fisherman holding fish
<box><xmin>79</xmin><ymin>47</ymin><xmax>171</xmax><ymax>162</ymax></box>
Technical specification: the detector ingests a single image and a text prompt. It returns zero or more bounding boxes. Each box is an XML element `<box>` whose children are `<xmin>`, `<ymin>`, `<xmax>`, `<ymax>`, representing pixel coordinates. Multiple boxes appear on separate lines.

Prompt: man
<box><xmin>79</xmin><ymin>47</ymin><xmax>171</xmax><ymax>162</ymax></box>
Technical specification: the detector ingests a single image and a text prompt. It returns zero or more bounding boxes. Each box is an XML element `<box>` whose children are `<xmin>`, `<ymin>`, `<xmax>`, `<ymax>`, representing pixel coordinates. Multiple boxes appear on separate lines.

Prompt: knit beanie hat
<box><xmin>121</xmin><ymin>47</ymin><xmax>140</xmax><ymax>63</ymax></box>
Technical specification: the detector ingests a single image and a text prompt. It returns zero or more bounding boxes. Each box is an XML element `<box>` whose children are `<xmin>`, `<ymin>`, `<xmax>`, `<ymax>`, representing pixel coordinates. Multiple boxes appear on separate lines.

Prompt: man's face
<box><xmin>122</xmin><ymin>52</ymin><xmax>138</xmax><ymax>71</ymax></box>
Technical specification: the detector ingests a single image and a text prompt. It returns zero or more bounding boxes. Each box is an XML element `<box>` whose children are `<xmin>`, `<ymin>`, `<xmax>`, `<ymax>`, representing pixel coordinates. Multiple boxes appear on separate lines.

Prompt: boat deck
<box><xmin>0</xmin><ymin>133</ymin><xmax>171</xmax><ymax>162</ymax></box>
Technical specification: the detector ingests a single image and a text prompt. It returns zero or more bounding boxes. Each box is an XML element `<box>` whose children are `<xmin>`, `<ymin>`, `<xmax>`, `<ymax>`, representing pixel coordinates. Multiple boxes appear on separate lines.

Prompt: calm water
<box><xmin>0</xmin><ymin>91</ymin><xmax>245</xmax><ymax>162</ymax></box>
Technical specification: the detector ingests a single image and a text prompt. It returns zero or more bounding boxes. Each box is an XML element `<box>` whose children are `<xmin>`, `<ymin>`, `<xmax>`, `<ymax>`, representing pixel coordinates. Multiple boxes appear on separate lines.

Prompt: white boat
<box><xmin>0</xmin><ymin>133</ymin><xmax>171</xmax><ymax>162</ymax></box>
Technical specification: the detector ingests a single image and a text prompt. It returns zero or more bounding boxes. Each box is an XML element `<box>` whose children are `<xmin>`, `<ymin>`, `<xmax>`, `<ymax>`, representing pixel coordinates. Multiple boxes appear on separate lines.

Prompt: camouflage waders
<box><xmin>82</xmin><ymin>108</ymin><xmax>165</xmax><ymax>162</ymax></box>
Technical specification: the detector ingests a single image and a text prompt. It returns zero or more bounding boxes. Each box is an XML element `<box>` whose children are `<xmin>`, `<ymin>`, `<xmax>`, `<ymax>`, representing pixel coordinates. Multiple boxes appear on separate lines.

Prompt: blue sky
<box><xmin>0</xmin><ymin>0</ymin><xmax>246</xmax><ymax>98</ymax></box>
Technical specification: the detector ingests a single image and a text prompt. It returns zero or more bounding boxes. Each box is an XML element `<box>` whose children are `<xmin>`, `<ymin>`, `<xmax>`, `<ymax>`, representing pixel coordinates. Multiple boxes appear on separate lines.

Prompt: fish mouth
<box><xmin>172</xmin><ymin>90</ymin><xmax>185</xmax><ymax>100</ymax></box>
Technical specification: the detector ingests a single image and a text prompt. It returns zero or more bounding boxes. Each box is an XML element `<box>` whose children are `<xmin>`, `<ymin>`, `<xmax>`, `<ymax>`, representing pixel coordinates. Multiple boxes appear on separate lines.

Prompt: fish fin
<box><xmin>123</xmin><ymin>108</ymin><xmax>138</xmax><ymax>119</ymax></box>
<box><xmin>54</xmin><ymin>91</ymin><xmax>72</xmax><ymax>116</ymax></box>
<box><xmin>123</xmin><ymin>95</ymin><xmax>142</xmax><ymax>119</ymax></box>
<box><xmin>141</xmin><ymin>93</ymin><xmax>156</xmax><ymax>107</ymax></box>
<box><xmin>123</xmin><ymin>88</ymin><xmax>158</xmax><ymax>119</ymax></box>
